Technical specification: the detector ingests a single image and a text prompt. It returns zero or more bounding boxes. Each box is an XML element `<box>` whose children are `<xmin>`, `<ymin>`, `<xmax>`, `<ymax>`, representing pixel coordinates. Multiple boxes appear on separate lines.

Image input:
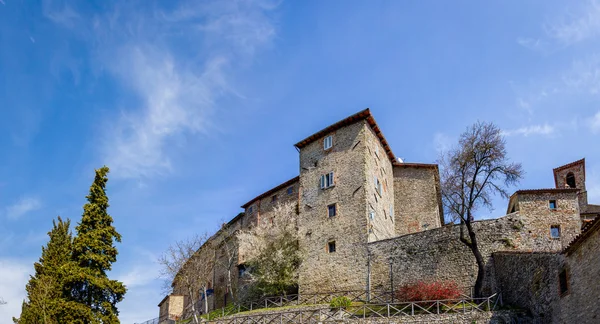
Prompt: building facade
<box><xmin>159</xmin><ymin>109</ymin><xmax>598</xmax><ymax>322</ymax></box>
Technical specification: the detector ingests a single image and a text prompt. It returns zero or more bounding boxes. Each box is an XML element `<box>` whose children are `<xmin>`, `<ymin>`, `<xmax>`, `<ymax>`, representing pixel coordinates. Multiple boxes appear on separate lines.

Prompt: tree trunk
<box><xmin>467</xmin><ymin>227</ymin><xmax>486</xmax><ymax>298</ymax></box>
<box><xmin>203</xmin><ymin>286</ymin><xmax>209</xmax><ymax>315</ymax></box>
<box><xmin>227</xmin><ymin>266</ymin><xmax>234</xmax><ymax>303</ymax></box>
<box><xmin>188</xmin><ymin>286</ymin><xmax>199</xmax><ymax>324</ymax></box>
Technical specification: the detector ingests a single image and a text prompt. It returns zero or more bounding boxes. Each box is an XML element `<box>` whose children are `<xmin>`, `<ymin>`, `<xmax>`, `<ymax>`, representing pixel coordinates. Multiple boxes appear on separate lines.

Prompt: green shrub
<box><xmin>330</xmin><ymin>296</ymin><xmax>352</xmax><ymax>309</ymax></box>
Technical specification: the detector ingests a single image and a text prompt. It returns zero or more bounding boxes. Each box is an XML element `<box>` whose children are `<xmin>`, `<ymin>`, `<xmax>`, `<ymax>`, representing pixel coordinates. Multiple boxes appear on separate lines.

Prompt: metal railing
<box><xmin>204</xmin><ymin>293</ymin><xmax>501</xmax><ymax>323</ymax></box>
<box><xmin>134</xmin><ymin>317</ymin><xmax>160</xmax><ymax>324</ymax></box>
<box><xmin>205</xmin><ymin>286</ymin><xmax>474</xmax><ymax>320</ymax></box>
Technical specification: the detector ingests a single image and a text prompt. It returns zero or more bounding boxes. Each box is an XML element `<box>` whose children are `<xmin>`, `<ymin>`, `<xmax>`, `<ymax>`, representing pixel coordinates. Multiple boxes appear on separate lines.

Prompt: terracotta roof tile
<box><xmin>563</xmin><ymin>214</ymin><xmax>600</xmax><ymax>256</ymax></box>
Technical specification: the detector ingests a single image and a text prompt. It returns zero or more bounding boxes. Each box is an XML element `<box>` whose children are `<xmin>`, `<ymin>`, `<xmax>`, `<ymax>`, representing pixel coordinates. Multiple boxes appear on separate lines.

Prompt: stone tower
<box><xmin>553</xmin><ymin>159</ymin><xmax>600</xmax><ymax>224</ymax></box>
<box><xmin>294</xmin><ymin>110</ymin><xmax>397</xmax><ymax>293</ymax></box>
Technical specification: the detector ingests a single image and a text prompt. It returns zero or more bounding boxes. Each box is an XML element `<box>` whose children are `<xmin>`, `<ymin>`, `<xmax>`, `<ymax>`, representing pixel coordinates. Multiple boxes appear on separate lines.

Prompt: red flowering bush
<box><xmin>395</xmin><ymin>281</ymin><xmax>461</xmax><ymax>302</ymax></box>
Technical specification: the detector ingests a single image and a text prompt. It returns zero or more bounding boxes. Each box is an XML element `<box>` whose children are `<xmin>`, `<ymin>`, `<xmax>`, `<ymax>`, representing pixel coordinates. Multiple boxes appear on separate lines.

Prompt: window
<box><xmin>320</xmin><ymin>172</ymin><xmax>335</xmax><ymax>189</ymax></box>
<box><xmin>271</xmin><ymin>195</ymin><xmax>278</xmax><ymax>203</ymax></box>
<box><xmin>369</xmin><ymin>211</ymin><xmax>375</xmax><ymax>220</ymax></box>
<box><xmin>566</xmin><ymin>172</ymin><xmax>576</xmax><ymax>188</ymax></box>
<box><xmin>374</xmin><ymin>176</ymin><xmax>382</xmax><ymax>195</ymax></box>
<box><xmin>248</xmin><ymin>206</ymin><xmax>253</xmax><ymax>214</ymax></box>
<box><xmin>328</xmin><ymin>241</ymin><xmax>336</xmax><ymax>253</ymax></box>
<box><xmin>550</xmin><ymin>225</ymin><xmax>561</xmax><ymax>239</ymax></box>
<box><xmin>374</xmin><ymin>145</ymin><xmax>379</xmax><ymax>157</ymax></box>
<box><xmin>328</xmin><ymin>204</ymin><xmax>337</xmax><ymax>217</ymax></box>
<box><xmin>390</xmin><ymin>205</ymin><xmax>394</xmax><ymax>221</ymax></box>
<box><xmin>559</xmin><ymin>269</ymin><xmax>569</xmax><ymax>296</ymax></box>
<box><xmin>549</xmin><ymin>200</ymin><xmax>557</xmax><ymax>210</ymax></box>
<box><xmin>324</xmin><ymin>135</ymin><xmax>333</xmax><ymax>150</ymax></box>
<box><xmin>287</xmin><ymin>186</ymin><xmax>294</xmax><ymax>195</ymax></box>
<box><xmin>238</xmin><ymin>264</ymin><xmax>247</xmax><ymax>277</ymax></box>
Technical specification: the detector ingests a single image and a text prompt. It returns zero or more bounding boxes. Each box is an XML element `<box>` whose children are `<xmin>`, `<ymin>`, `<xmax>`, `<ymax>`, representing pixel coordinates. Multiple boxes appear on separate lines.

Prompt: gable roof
<box><xmin>294</xmin><ymin>108</ymin><xmax>397</xmax><ymax>164</ymax></box>
<box><xmin>564</xmin><ymin>214</ymin><xmax>600</xmax><ymax>256</ymax></box>
<box><xmin>553</xmin><ymin>158</ymin><xmax>585</xmax><ymax>188</ymax></box>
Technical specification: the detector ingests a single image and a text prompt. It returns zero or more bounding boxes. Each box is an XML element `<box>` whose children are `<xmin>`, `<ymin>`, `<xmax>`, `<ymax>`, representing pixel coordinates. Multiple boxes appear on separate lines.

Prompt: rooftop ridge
<box><xmin>563</xmin><ymin>214</ymin><xmax>600</xmax><ymax>256</ymax></box>
<box><xmin>293</xmin><ymin>108</ymin><xmax>396</xmax><ymax>163</ymax></box>
<box><xmin>240</xmin><ymin>176</ymin><xmax>300</xmax><ymax>208</ymax></box>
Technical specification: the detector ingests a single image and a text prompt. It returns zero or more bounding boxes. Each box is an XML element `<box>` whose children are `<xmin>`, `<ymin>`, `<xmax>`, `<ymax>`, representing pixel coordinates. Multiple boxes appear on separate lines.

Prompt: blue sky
<box><xmin>1</xmin><ymin>0</ymin><xmax>600</xmax><ymax>322</ymax></box>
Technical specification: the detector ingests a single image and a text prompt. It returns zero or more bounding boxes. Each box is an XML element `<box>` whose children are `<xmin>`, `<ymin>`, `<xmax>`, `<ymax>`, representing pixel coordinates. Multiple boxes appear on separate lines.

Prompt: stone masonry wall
<box><xmin>368</xmin><ymin>215</ymin><xmax>525</xmax><ymax>296</ymax></box>
<box><xmin>393</xmin><ymin>166</ymin><xmax>442</xmax><ymax>235</ymax></box>
<box><xmin>368</xmin><ymin>205</ymin><xmax>580</xmax><ymax>297</ymax></box>
<box><xmin>559</xmin><ymin>227</ymin><xmax>600</xmax><ymax>323</ymax></box>
<box><xmin>297</xmin><ymin>120</ymin><xmax>370</xmax><ymax>293</ymax></box>
<box><xmin>493</xmin><ymin>252</ymin><xmax>563</xmax><ymax>322</ymax></box>
<box><xmin>364</xmin><ymin>124</ymin><xmax>396</xmax><ymax>242</ymax></box>
<box><xmin>516</xmin><ymin>192</ymin><xmax>581</xmax><ymax>251</ymax></box>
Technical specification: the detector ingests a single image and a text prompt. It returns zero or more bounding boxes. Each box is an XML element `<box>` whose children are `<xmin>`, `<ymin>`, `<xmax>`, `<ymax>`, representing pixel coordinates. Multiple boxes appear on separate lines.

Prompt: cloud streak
<box><xmin>5</xmin><ymin>197</ymin><xmax>41</xmax><ymax>219</ymax></box>
<box><xmin>91</xmin><ymin>0</ymin><xmax>280</xmax><ymax>180</ymax></box>
<box><xmin>502</xmin><ymin>124</ymin><xmax>556</xmax><ymax>137</ymax></box>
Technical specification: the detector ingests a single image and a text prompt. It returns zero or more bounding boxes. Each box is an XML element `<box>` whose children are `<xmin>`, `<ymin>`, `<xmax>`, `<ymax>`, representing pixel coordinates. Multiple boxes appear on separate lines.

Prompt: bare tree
<box><xmin>159</xmin><ymin>234</ymin><xmax>216</xmax><ymax>324</ymax></box>
<box><xmin>439</xmin><ymin>121</ymin><xmax>523</xmax><ymax>297</ymax></box>
<box><xmin>237</xmin><ymin>201</ymin><xmax>303</xmax><ymax>298</ymax></box>
<box><xmin>217</xmin><ymin>222</ymin><xmax>240</xmax><ymax>304</ymax></box>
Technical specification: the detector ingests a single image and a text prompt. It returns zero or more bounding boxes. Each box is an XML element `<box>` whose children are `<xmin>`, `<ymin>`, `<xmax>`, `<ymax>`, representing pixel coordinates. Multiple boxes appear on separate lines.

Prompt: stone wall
<box><xmin>514</xmin><ymin>191</ymin><xmax>581</xmax><ymax>251</ymax></box>
<box><xmin>369</xmin><ymin>215</ymin><xmax>527</xmax><ymax>296</ymax></box>
<box><xmin>392</xmin><ymin>165</ymin><xmax>442</xmax><ymax>235</ymax></box>
<box><xmin>368</xmin><ymin>206</ymin><xmax>580</xmax><ymax>297</ymax></box>
<box><xmin>493</xmin><ymin>252</ymin><xmax>563</xmax><ymax>322</ymax></box>
<box><xmin>364</xmin><ymin>123</ymin><xmax>396</xmax><ymax>242</ymax></box>
<box><xmin>297</xmin><ymin>120</ymin><xmax>371</xmax><ymax>293</ymax></box>
<box><xmin>559</xmin><ymin>224</ymin><xmax>600</xmax><ymax>323</ymax></box>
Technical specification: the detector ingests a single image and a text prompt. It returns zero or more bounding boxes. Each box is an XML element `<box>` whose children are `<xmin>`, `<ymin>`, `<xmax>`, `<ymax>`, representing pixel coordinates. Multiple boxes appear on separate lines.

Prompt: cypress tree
<box><xmin>18</xmin><ymin>217</ymin><xmax>72</xmax><ymax>324</ymax></box>
<box><xmin>65</xmin><ymin>166</ymin><xmax>126</xmax><ymax>323</ymax></box>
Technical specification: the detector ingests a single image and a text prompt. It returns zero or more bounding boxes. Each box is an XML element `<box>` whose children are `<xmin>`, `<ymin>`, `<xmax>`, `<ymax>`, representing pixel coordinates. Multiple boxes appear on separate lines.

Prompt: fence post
<box><xmin>487</xmin><ymin>297</ymin><xmax>490</xmax><ymax>311</ymax></box>
<box><xmin>387</xmin><ymin>303</ymin><xmax>390</xmax><ymax>317</ymax></box>
<box><xmin>437</xmin><ymin>301</ymin><xmax>439</xmax><ymax>314</ymax></box>
<box><xmin>265</xmin><ymin>299</ymin><xmax>268</xmax><ymax>308</ymax></box>
<box><xmin>411</xmin><ymin>303</ymin><xmax>414</xmax><ymax>316</ymax></box>
<box><xmin>222</xmin><ymin>307</ymin><xmax>224</xmax><ymax>317</ymax></box>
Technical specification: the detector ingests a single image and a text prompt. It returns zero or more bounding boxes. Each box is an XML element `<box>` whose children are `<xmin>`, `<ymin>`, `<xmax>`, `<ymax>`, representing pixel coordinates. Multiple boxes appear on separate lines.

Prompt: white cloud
<box><xmin>95</xmin><ymin>0</ymin><xmax>280</xmax><ymax>180</ymax></box>
<box><xmin>433</xmin><ymin>132</ymin><xmax>453</xmax><ymax>154</ymax></box>
<box><xmin>545</xmin><ymin>0</ymin><xmax>600</xmax><ymax>46</ymax></box>
<box><xmin>5</xmin><ymin>197</ymin><xmax>41</xmax><ymax>219</ymax></box>
<box><xmin>0</xmin><ymin>259</ymin><xmax>32</xmax><ymax>323</ymax></box>
<box><xmin>503</xmin><ymin>124</ymin><xmax>556</xmax><ymax>137</ymax></box>
<box><xmin>590</xmin><ymin>111</ymin><xmax>600</xmax><ymax>133</ymax></box>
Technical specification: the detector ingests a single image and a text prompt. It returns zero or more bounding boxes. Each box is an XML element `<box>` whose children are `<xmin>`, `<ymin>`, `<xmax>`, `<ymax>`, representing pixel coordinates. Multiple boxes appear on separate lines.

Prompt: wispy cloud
<box><xmin>5</xmin><ymin>197</ymin><xmax>41</xmax><ymax>219</ymax></box>
<box><xmin>590</xmin><ymin>111</ymin><xmax>600</xmax><ymax>133</ymax></box>
<box><xmin>0</xmin><ymin>259</ymin><xmax>32</xmax><ymax>322</ymax></box>
<box><xmin>89</xmin><ymin>0</ymin><xmax>280</xmax><ymax>179</ymax></box>
<box><xmin>433</xmin><ymin>132</ymin><xmax>453</xmax><ymax>154</ymax></box>
<box><xmin>545</xmin><ymin>0</ymin><xmax>600</xmax><ymax>46</ymax></box>
<box><xmin>502</xmin><ymin>124</ymin><xmax>556</xmax><ymax>137</ymax></box>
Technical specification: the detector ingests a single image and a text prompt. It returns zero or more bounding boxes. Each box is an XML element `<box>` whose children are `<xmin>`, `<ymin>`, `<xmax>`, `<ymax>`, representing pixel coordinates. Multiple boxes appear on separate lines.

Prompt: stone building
<box><xmin>158</xmin><ymin>109</ymin><xmax>598</xmax><ymax>322</ymax></box>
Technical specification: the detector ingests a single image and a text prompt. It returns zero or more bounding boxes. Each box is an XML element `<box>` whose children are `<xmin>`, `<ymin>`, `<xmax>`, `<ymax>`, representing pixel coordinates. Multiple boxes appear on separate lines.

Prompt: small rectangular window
<box><xmin>324</xmin><ymin>136</ymin><xmax>333</xmax><ymax>150</ymax></box>
<box><xmin>551</xmin><ymin>225</ymin><xmax>561</xmax><ymax>238</ymax></box>
<box><xmin>390</xmin><ymin>205</ymin><xmax>394</xmax><ymax>219</ymax></box>
<box><xmin>287</xmin><ymin>186</ymin><xmax>294</xmax><ymax>195</ymax></box>
<box><xmin>238</xmin><ymin>264</ymin><xmax>247</xmax><ymax>277</ymax></box>
<box><xmin>549</xmin><ymin>200</ymin><xmax>557</xmax><ymax>209</ymax></box>
<box><xmin>328</xmin><ymin>241</ymin><xmax>336</xmax><ymax>253</ymax></box>
<box><xmin>369</xmin><ymin>211</ymin><xmax>375</xmax><ymax>220</ymax></box>
<box><xmin>559</xmin><ymin>269</ymin><xmax>569</xmax><ymax>296</ymax></box>
<box><xmin>320</xmin><ymin>172</ymin><xmax>335</xmax><ymax>189</ymax></box>
<box><xmin>248</xmin><ymin>206</ymin><xmax>253</xmax><ymax>214</ymax></box>
<box><xmin>328</xmin><ymin>204</ymin><xmax>337</xmax><ymax>217</ymax></box>
<box><xmin>271</xmin><ymin>195</ymin><xmax>278</xmax><ymax>202</ymax></box>
<box><xmin>374</xmin><ymin>176</ymin><xmax>382</xmax><ymax>195</ymax></box>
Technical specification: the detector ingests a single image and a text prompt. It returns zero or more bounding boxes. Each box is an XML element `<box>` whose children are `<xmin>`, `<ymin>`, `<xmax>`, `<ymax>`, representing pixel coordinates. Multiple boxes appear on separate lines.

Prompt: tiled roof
<box><xmin>563</xmin><ymin>214</ymin><xmax>600</xmax><ymax>256</ymax></box>
<box><xmin>240</xmin><ymin>176</ymin><xmax>300</xmax><ymax>208</ymax></box>
<box><xmin>512</xmin><ymin>188</ymin><xmax>580</xmax><ymax>196</ymax></box>
<box><xmin>393</xmin><ymin>162</ymin><xmax>438</xmax><ymax>168</ymax></box>
<box><xmin>294</xmin><ymin>108</ymin><xmax>397</xmax><ymax>163</ymax></box>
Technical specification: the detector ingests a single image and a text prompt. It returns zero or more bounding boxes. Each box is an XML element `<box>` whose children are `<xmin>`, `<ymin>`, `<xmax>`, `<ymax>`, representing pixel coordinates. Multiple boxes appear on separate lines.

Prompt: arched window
<box><xmin>566</xmin><ymin>172</ymin><xmax>576</xmax><ymax>188</ymax></box>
